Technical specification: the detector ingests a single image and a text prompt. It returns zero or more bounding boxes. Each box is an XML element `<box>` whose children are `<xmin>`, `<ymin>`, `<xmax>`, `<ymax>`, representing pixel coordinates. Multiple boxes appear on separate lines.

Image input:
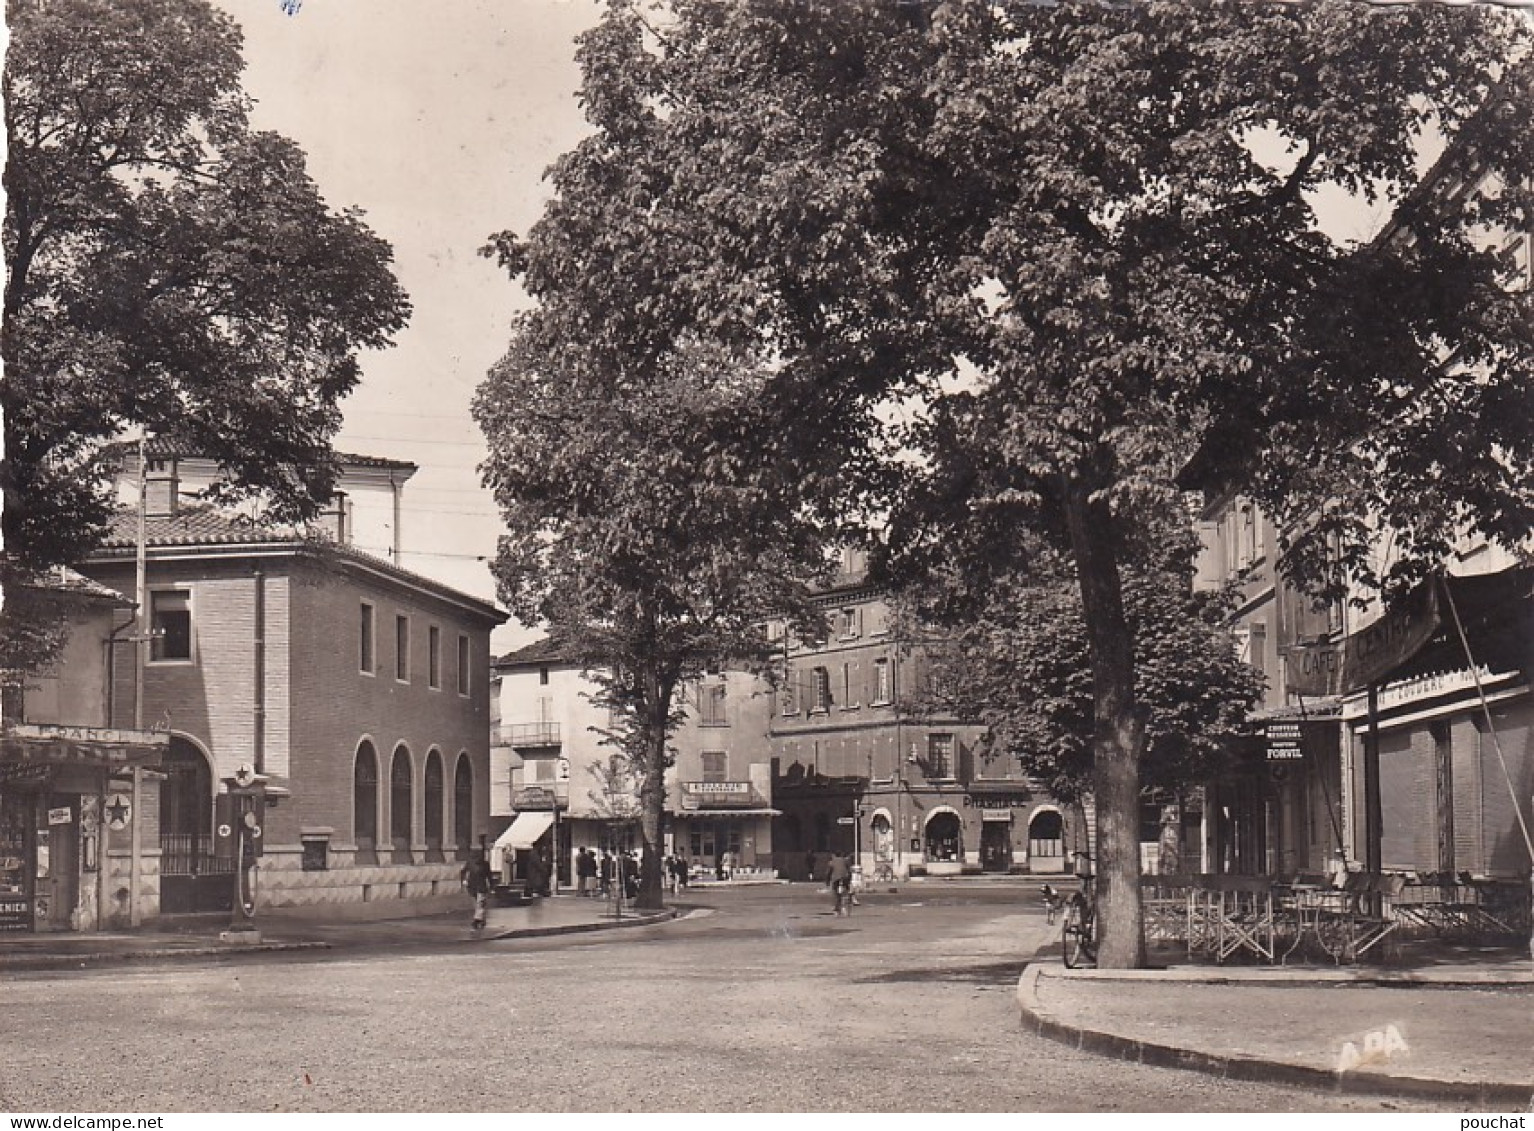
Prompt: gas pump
<box><xmin>216</xmin><ymin>765</ymin><xmax>267</xmax><ymax>938</ymax></box>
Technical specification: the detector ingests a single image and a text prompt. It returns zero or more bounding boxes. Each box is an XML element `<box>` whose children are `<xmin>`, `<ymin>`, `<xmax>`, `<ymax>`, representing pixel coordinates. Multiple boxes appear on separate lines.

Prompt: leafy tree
<box><xmin>474</xmin><ymin>336</ymin><xmax>828</xmax><ymax>907</ymax></box>
<box><xmin>504</xmin><ymin>0</ymin><xmax>1534</xmax><ymax>965</ymax></box>
<box><xmin>2</xmin><ymin>0</ymin><xmax>411</xmax><ymax>575</ymax></box>
<box><xmin>902</xmin><ymin>522</ymin><xmax>1264</xmax><ymax>842</ymax></box>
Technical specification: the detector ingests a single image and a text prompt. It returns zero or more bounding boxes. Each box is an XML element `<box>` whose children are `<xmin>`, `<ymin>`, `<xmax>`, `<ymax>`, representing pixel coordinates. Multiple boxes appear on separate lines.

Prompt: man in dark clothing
<box><xmin>826</xmin><ymin>852</ymin><xmax>852</xmax><ymax>916</ymax></box>
<box><xmin>461</xmin><ymin>849</ymin><xmax>493</xmax><ymax>930</ymax></box>
<box><xmin>576</xmin><ymin>846</ymin><xmax>598</xmax><ymax>896</ymax></box>
<box><xmin>599</xmin><ymin>851</ymin><xmax>614</xmax><ymax>897</ymax></box>
<box><xmin>621</xmin><ymin>851</ymin><xmax>639</xmax><ymax>900</ymax></box>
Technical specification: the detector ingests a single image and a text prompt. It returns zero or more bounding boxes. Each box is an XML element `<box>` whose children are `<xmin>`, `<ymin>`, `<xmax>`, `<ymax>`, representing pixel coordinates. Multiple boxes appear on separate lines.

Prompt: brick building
<box><xmin>769</xmin><ymin>552</ymin><xmax>1080</xmax><ymax>881</ymax></box>
<box><xmin>74</xmin><ymin>452</ymin><xmax>505</xmax><ymax>921</ymax></box>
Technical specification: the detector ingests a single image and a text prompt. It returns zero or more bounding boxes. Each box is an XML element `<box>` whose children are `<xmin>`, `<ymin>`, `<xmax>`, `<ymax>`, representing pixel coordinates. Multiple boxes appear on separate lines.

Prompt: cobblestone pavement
<box><xmin>0</xmin><ymin>884</ymin><xmax>1456</xmax><ymax>1113</ymax></box>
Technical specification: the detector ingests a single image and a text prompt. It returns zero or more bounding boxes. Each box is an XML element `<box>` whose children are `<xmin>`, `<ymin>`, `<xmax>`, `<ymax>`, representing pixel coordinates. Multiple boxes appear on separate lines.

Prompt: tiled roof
<box><xmin>7</xmin><ymin>565</ymin><xmax>131</xmax><ymax>604</ymax></box>
<box><xmin>494</xmin><ymin>636</ymin><xmax>575</xmax><ymax>668</ymax></box>
<box><xmin>102</xmin><ymin>438</ymin><xmax>417</xmax><ymax>473</ymax></box>
<box><xmin>87</xmin><ymin>505</ymin><xmax>506</xmax><ymax>624</ymax></box>
<box><xmin>97</xmin><ymin>505</ymin><xmax>298</xmax><ymax>550</ymax></box>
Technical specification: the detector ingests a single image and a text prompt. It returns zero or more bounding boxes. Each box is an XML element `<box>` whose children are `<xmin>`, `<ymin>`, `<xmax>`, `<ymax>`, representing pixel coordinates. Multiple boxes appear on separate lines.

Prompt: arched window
<box><xmin>453</xmin><ymin>754</ymin><xmax>474</xmax><ymax>861</ymax></box>
<box><xmin>1028</xmin><ymin>809</ymin><xmax>1064</xmax><ymax>860</ymax></box>
<box><xmin>390</xmin><ymin>745</ymin><xmax>413</xmax><ymax>864</ymax></box>
<box><xmin>424</xmin><ymin>750</ymin><xmax>445</xmax><ymax>862</ymax></box>
<box><xmin>354</xmin><ymin>741</ymin><xmax>379</xmax><ymax>865</ymax></box>
<box><xmin>160</xmin><ymin>736</ymin><xmax>212</xmax><ymax>839</ymax></box>
<box><xmin>924</xmin><ymin>811</ymin><xmax>963</xmax><ymax>863</ymax></box>
<box><xmin>871</xmin><ymin>813</ymin><xmax>894</xmax><ymax>862</ymax></box>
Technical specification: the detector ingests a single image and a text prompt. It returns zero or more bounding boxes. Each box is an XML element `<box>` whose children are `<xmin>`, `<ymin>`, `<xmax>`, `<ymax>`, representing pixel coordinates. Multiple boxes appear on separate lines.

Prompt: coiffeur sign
<box><xmin>1285</xmin><ymin>583</ymin><xmax>1439</xmax><ymax>696</ymax></box>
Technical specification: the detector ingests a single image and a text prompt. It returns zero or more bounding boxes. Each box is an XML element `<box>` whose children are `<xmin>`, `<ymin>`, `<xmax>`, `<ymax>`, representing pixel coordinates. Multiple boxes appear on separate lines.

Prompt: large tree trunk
<box><xmin>1063</xmin><ymin>478</ymin><xmax>1148</xmax><ymax>969</ymax></box>
<box><xmin>634</xmin><ymin>667</ymin><xmax>669</xmax><ymax>910</ymax></box>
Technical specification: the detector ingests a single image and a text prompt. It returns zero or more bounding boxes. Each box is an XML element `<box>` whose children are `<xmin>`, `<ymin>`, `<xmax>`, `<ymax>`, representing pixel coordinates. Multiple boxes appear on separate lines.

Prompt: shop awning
<box><xmin>1</xmin><ymin>724</ymin><xmax>166</xmax><ymax>779</ymax></box>
<box><xmin>673</xmin><ymin>807</ymin><xmax>781</xmax><ymax>818</ymax></box>
<box><xmin>493</xmin><ymin>810</ymin><xmax>554</xmax><ymax>853</ymax></box>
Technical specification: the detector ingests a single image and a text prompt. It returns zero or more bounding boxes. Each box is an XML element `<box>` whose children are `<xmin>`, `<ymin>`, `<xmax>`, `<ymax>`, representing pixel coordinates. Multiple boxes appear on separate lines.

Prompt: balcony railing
<box><xmin>494</xmin><ymin>721</ymin><xmax>561</xmax><ymax>747</ymax></box>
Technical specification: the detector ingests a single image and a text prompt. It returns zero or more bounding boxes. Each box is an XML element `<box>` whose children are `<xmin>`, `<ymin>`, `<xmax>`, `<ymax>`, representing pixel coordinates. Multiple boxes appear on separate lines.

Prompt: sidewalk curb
<box><xmin>1015</xmin><ymin>964</ymin><xmax>1534</xmax><ymax>1107</ymax></box>
<box><xmin>1</xmin><ymin>941</ymin><xmax>333</xmax><ymax>972</ymax></box>
<box><xmin>482</xmin><ymin>907</ymin><xmax>678</xmax><ymax>941</ymax></box>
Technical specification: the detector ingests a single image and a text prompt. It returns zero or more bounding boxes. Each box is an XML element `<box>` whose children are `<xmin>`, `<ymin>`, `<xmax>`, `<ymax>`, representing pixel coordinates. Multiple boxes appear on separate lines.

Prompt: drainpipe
<box><xmin>104</xmin><ymin>612</ymin><xmax>135</xmax><ymax>729</ymax></box>
<box><xmin>390</xmin><ymin>472</ymin><xmax>403</xmax><ymax>563</ymax></box>
<box><xmin>253</xmin><ymin>565</ymin><xmax>265</xmax><ymax>775</ymax></box>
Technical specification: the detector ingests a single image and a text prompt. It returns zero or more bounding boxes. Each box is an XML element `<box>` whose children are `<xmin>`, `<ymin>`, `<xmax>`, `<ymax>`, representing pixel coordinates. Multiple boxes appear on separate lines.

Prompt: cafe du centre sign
<box><xmin>1284</xmin><ymin>582</ymin><xmax>1439</xmax><ymax>697</ymax></box>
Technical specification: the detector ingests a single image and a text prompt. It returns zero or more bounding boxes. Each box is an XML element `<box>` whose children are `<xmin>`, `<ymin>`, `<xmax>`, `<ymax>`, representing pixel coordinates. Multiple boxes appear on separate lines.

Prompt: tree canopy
<box><xmin>2</xmin><ymin>0</ymin><xmax>411</xmax><ymax>573</ymax></box>
<box><xmin>483</xmin><ymin>0</ymin><xmax>1534</xmax><ymax>960</ymax></box>
<box><xmin>905</xmin><ymin>516</ymin><xmax>1264</xmax><ymax>808</ymax></box>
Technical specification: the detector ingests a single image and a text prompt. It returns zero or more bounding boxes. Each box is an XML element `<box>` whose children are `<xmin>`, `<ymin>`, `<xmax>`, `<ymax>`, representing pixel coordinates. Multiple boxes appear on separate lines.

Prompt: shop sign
<box><xmin>105</xmin><ymin>795</ymin><xmax>132</xmax><ymax>830</ymax></box>
<box><xmin>1265</xmin><ymin>722</ymin><xmax>1304</xmax><ymax>761</ymax></box>
<box><xmin>512</xmin><ymin>786</ymin><xmax>564</xmax><ymax>811</ymax></box>
<box><xmin>980</xmin><ymin>809</ymin><xmax>1014</xmax><ymax>822</ymax></box>
<box><xmin>681</xmin><ymin>782</ymin><xmax>756</xmax><ymax>809</ymax></box>
<box><xmin>1285</xmin><ymin>584</ymin><xmax>1438</xmax><ymax>696</ymax></box>
<box><xmin>47</xmin><ymin>807</ymin><xmax>72</xmax><ymax>826</ymax></box>
<box><xmin>0</xmin><ymin>897</ymin><xmax>31</xmax><ymax>932</ymax></box>
<box><xmin>963</xmin><ymin>796</ymin><xmax>1031</xmax><ymax>810</ymax></box>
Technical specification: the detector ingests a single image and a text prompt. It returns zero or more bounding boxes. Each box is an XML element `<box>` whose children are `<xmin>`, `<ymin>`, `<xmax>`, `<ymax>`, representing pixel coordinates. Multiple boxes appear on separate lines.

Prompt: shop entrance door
<box><xmin>35</xmin><ymin>795</ymin><xmax>78</xmax><ymax>930</ymax></box>
<box><xmin>980</xmin><ymin>820</ymin><xmax>1012</xmax><ymax>872</ymax></box>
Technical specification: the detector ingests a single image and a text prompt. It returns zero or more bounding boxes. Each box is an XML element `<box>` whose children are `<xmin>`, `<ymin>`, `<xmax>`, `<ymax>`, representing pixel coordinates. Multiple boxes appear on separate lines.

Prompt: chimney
<box><xmin>143</xmin><ymin>459</ymin><xmax>180</xmax><ymax>517</ymax></box>
<box><xmin>319</xmin><ymin>492</ymin><xmax>351</xmax><ymax>544</ymax></box>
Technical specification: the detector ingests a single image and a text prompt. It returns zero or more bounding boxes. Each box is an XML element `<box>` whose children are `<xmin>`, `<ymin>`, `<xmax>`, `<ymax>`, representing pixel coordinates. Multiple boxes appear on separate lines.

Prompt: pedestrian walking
<box><xmin>622</xmin><ymin>851</ymin><xmax>640</xmax><ymax>900</ymax></box>
<box><xmin>599</xmin><ymin>850</ymin><xmax>614</xmax><ymax>897</ymax></box>
<box><xmin>826</xmin><ymin>852</ymin><xmax>852</xmax><ymax>916</ymax></box>
<box><xmin>461</xmin><ymin>848</ymin><xmax>493</xmax><ymax>931</ymax></box>
<box><xmin>576</xmin><ymin>846</ymin><xmax>597</xmax><ymax>896</ymax></box>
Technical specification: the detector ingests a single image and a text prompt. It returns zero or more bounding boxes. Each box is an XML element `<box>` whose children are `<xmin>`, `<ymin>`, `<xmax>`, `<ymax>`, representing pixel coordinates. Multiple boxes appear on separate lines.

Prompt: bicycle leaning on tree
<box><xmin>1047</xmin><ymin>851</ymin><xmax>1097</xmax><ymax>969</ymax></box>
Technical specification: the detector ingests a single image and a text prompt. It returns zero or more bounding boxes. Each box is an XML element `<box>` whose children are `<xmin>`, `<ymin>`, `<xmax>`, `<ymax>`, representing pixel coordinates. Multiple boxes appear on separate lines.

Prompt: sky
<box><xmin>214</xmin><ymin>0</ymin><xmax>602</xmax><ymax>653</ymax></box>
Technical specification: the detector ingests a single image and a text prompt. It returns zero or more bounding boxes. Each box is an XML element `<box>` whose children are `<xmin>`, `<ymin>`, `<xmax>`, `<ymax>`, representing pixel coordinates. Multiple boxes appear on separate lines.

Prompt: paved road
<box><xmin>1</xmin><ymin>885</ymin><xmax>1446</xmax><ymax>1113</ymax></box>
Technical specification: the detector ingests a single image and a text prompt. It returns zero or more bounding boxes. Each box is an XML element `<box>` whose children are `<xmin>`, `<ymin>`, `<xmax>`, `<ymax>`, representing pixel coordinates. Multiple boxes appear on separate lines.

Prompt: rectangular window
<box><xmin>539</xmin><ymin>665</ymin><xmax>550</xmax><ymax>686</ymax></box>
<box><xmin>841</xmin><ymin>662</ymin><xmax>858</xmax><ymax>708</ymax></box>
<box><xmin>873</xmin><ymin>658</ymin><xmax>892</xmax><ymax>705</ymax></box>
<box><xmin>839</xmin><ymin>608</ymin><xmax>858</xmax><ymax>639</ymax></box>
<box><xmin>428</xmin><ymin>626</ymin><xmax>442</xmax><ymax>689</ymax></box>
<box><xmin>457</xmin><ymin>634</ymin><xmax>471</xmax><ymax>696</ymax></box>
<box><xmin>150</xmin><ymin>590</ymin><xmax>192</xmax><ymax>662</ymax></box>
<box><xmin>395</xmin><ymin>615</ymin><xmax>410</xmax><ymax>682</ymax></box>
<box><xmin>700</xmin><ymin>682</ymin><xmax>728</xmax><ymax>726</ymax></box>
<box><xmin>359</xmin><ymin>602</ymin><xmax>375</xmax><ymax>674</ymax></box>
<box><xmin>928</xmin><ymin>733</ymin><xmax>955</xmax><ymax>779</ymax></box>
<box><xmin>701</xmin><ymin>752</ymin><xmax>727</xmax><ymax>783</ymax></box>
<box><xmin>811</xmin><ymin>667</ymin><xmax>831</xmax><ymax>713</ymax></box>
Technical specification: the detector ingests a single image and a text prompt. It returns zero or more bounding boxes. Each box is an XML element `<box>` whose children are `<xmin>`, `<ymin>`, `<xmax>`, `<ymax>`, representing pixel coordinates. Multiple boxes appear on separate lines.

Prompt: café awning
<box><xmin>493</xmin><ymin>810</ymin><xmax>554</xmax><ymax>853</ymax></box>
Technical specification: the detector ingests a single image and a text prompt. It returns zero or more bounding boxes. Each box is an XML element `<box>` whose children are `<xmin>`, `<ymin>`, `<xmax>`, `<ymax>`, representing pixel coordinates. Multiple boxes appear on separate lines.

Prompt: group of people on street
<box><xmin>665</xmin><ymin>853</ymin><xmax>691</xmax><ymax>894</ymax></box>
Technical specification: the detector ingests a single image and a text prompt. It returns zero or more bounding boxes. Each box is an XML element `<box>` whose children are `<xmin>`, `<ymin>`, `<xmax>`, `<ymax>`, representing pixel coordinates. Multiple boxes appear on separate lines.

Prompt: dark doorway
<box><xmin>924</xmin><ymin>812</ymin><xmax>962</xmax><ymax>863</ymax></box>
<box><xmin>159</xmin><ymin>737</ymin><xmax>231</xmax><ymax>914</ymax></box>
<box><xmin>980</xmin><ymin>820</ymin><xmax>1012</xmax><ymax>872</ymax></box>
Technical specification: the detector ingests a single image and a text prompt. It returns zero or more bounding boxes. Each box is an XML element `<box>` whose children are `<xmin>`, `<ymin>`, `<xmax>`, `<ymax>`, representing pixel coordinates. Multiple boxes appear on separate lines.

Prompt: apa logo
<box><xmin>1336</xmin><ymin>1024</ymin><xmax>1409</xmax><ymax>1074</ymax></box>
